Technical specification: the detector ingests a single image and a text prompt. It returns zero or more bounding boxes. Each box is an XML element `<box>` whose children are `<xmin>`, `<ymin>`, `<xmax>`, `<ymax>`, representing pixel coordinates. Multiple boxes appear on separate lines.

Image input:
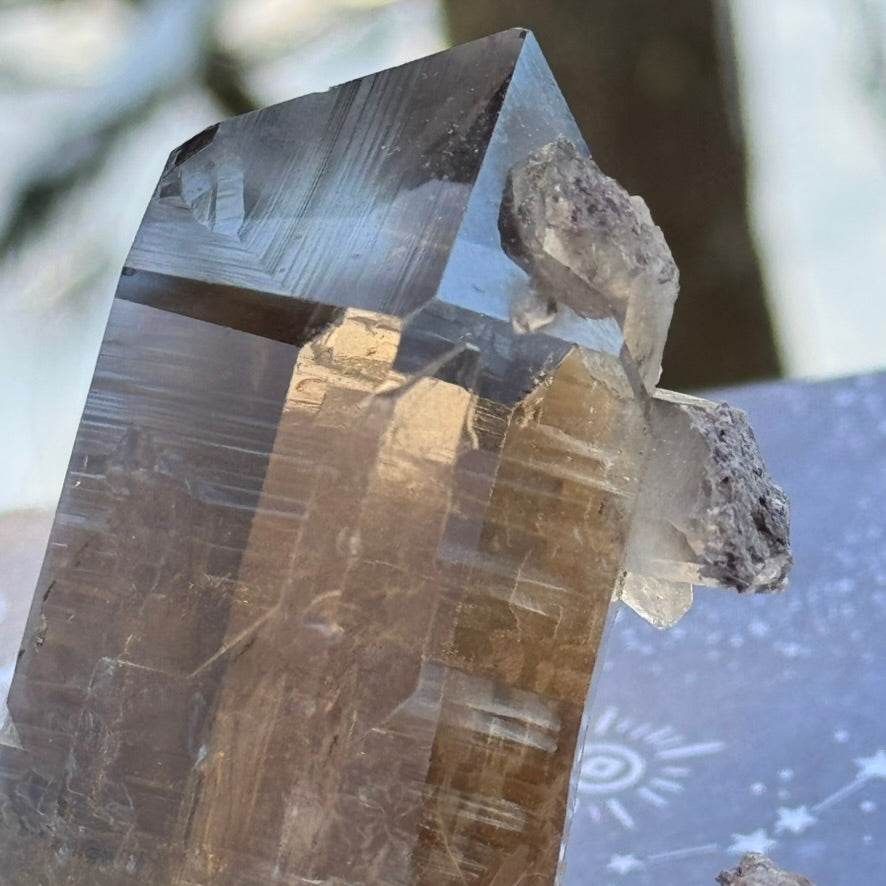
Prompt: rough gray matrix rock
<box><xmin>691</xmin><ymin>402</ymin><xmax>792</xmax><ymax>592</ymax></box>
<box><xmin>497</xmin><ymin>138</ymin><xmax>791</xmax><ymax>631</ymax></box>
<box><xmin>717</xmin><ymin>853</ymin><xmax>816</xmax><ymax>886</ymax></box>
<box><xmin>499</xmin><ymin>137</ymin><xmax>678</xmax><ymax>389</ymax></box>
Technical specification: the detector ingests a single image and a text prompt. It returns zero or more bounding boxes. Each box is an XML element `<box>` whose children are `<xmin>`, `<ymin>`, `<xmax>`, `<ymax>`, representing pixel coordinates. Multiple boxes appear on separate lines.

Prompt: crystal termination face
<box><xmin>0</xmin><ymin>31</ymin><xmax>790</xmax><ymax>886</ymax></box>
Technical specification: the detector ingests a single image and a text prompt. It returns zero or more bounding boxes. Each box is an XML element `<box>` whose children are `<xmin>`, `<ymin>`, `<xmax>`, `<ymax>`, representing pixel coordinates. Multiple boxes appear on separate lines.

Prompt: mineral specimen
<box><xmin>717</xmin><ymin>853</ymin><xmax>816</xmax><ymax>886</ymax></box>
<box><xmin>0</xmin><ymin>30</ymin><xmax>789</xmax><ymax>885</ymax></box>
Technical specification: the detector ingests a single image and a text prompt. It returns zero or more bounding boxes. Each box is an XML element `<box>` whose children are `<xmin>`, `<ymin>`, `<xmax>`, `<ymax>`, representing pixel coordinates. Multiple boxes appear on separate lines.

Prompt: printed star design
<box><xmin>855</xmin><ymin>750</ymin><xmax>886</xmax><ymax>780</ymax></box>
<box><xmin>776</xmin><ymin>641</ymin><xmax>803</xmax><ymax>658</ymax></box>
<box><xmin>606</xmin><ymin>853</ymin><xmax>645</xmax><ymax>875</ymax></box>
<box><xmin>775</xmin><ymin>805</ymin><xmax>818</xmax><ymax>835</ymax></box>
<box><xmin>728</xmin><ymin>829</ymin><xmax>776</xmax><ymax>855</ymax></box>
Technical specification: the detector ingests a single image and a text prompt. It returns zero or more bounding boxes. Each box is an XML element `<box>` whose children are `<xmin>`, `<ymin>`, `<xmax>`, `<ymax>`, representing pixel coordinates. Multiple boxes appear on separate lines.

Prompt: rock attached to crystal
<box><xmin>0</xmin><ymin>30</ymin><xmax>790</xmax><ymax>885</ymax></box>
<box><xmin>500</xmin><ymin>137</ymin><xmax>678</xmax><ymax>389</ymax></box>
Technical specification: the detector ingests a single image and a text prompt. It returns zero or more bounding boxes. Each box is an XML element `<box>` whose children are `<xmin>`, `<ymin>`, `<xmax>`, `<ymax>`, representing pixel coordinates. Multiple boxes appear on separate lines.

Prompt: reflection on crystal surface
<box><xmin>0</xmin><ymin>30</ymin><xmax>790</xmax><ymax>885</ymax></box>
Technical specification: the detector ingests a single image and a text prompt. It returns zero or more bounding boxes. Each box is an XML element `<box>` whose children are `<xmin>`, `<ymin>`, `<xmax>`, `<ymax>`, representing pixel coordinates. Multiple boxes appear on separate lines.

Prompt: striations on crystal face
<box><xmin>0</xmin><ymin>29</ymin><xmax>791</xmax><ymax>886</ymax></box>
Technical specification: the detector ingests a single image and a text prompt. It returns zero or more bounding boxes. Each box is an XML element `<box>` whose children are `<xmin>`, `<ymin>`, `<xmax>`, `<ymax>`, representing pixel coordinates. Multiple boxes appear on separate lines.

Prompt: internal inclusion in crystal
<box><xmin>0</xmin><ymin>30</ymin><xmax>790</xmax><ymax>886</ymax></box>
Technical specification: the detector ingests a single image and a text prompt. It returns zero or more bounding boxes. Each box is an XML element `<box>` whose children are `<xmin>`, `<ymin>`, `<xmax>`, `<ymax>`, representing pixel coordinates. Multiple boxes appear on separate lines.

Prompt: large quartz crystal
<box><xmin>0</xmin><ymin>30</ymin><xmax>790</xmax><ymax>885</ymax></box>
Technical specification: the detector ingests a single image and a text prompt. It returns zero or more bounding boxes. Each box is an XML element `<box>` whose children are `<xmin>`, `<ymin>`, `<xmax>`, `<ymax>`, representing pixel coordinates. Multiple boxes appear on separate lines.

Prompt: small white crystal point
<box><xmin>618</xmin><ymin>572</ymin><xmax>694</xmax><ymax>629</ymax></box>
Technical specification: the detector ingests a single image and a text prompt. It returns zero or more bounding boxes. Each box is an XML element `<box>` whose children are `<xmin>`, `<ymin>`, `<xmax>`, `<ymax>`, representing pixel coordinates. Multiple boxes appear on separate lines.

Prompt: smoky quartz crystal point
<box><xmin>0</xmin><ymin>30</ymin><xmax>790</xmax><ymax>885</ymax></box>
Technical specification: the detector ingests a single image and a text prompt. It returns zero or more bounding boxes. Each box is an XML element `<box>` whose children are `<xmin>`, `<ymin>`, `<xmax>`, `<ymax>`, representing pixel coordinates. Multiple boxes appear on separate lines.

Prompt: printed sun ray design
<box><xmin>632</xmin><ymin>737</ymin><xmax>886</xmax><ymax>879</ymax></box>
<box><xmin>0</xmin><ymin>31</ymin><xmax>790</xmax><ymax>885</ymax></box>
<box><xmin>579</xmin><ymin>704</ymin><xmax>724</xmax><ymax>831</ymax></box>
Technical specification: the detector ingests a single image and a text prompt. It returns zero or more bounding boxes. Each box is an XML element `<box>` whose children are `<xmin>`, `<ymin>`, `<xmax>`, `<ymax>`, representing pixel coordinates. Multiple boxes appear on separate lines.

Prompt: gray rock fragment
<box><xmin>499</xmin><ymin>137</ymin><xmax>678</xmax><ymax>389</ymax></box>
<box><xmin>692</xmin><ymin>400</ymin><xmax>792</xmax><ymax>593</ymax></box>
<box><xmin>626</xmin><ymin>391</ymin><xmax>792</xmax><ymax>602</ymax></box>
<box><xmin>500</xmin><ymin>140</ymin><xmax>792</xmax><ymax>618</ymax></box>
<box><xmin>717</xmin><ymin>853</ymin><xmax>816</xmax><ymax>886</ymax></box>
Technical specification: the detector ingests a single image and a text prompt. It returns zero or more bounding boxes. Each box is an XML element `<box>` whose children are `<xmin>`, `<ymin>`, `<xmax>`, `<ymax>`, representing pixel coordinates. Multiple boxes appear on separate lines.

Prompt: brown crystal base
<box><xmin>3</xmin><ymin>304</ymin><xmax>631</xmax><ymax>884</ymax></box>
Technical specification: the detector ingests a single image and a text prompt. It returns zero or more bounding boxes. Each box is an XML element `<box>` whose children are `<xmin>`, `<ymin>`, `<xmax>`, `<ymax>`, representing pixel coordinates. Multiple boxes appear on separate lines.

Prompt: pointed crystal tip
<box><xmin>0</xmin><ymin>31</ymin><xmax>794</xmax><ymax>885</ymax></box>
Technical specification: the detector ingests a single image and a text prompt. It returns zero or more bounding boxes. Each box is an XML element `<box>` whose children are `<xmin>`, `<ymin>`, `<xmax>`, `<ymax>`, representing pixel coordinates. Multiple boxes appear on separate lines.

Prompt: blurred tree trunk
<box><xmin>443</xmin><ymin>0</ymin><xmax>781</xmax><ymax>390</ymax></box>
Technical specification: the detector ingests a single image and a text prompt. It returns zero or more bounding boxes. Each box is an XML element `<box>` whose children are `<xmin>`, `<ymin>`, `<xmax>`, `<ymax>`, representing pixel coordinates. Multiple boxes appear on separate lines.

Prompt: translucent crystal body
<box><xmin>0</xmin><ymin>31</ymin><xmax>789</xmax><ymax>885</ymax></box>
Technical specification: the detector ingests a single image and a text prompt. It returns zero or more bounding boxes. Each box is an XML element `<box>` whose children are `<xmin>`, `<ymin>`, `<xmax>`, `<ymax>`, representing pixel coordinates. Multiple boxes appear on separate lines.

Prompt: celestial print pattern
<box><xmin>578</xmin><ymin>705</ymin><xmax>723</xmax><ymax>830</ymax></box>
<box><xmin>562</xmin><ymin>372</ymin><xmax>886</xmax><ymax>884</ymax></box>
<box><xmin>606</xmin><ymin>854</ymin><xmax>645</xmax><ymax>875</ymax></box>
<box><xmin>775</xmin><ymin>806</ymin><xmax>817</xmax><ymax>835</ymax></box>
<box><xmin>728</xmin><ymin>829</ymin><xmax>777</xmax><ymax>855</ymax></box>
